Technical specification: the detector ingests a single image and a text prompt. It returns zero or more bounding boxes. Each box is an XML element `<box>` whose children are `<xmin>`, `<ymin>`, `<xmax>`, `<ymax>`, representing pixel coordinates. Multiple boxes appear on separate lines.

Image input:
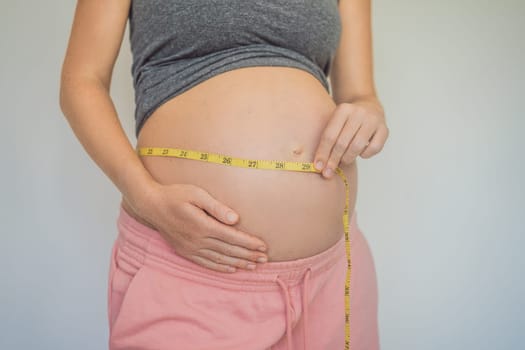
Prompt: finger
<box><xmin>360</xmin><ymin>125</ymin><xmax>389</xmax><ymax>159</ymax></box>
<box><xmin>313</xmin><ymin>107</ymin><xmax>350</xmax><ymax>172</ymax></box>
<box><xmin>341</xmin><ymin>123</ymin><xmax>376</xmax><ymax>165</ymax></box>
<box><xmin>204</xmin><ymin>237</ymin><xmax>268</xmax><ymax>264</ymax></box>
<box><xmin>189</xmin><ymin>254</ymin><xmax>237</xmax><ymax>273</ymax></box>
<box><xmin>323</xmin><ymin>117</ymin><xmax>363</xmax><ymax>177</ymax></box>
<box><xmin>183</xmin><ymin>201</ymin><xmax>268</xmax><ymax>252</ymax></box>
<box><xmin>197</xmin><ymin>248</ymin><xmax>258</xmax><ymax>271</ymax></box>
<box><xmin>188</xmin><ymin>185</ymin><xmax>241</xmax><ymax>225</ymax></box>
<box><xmin>209</xmin><ymin>221</ymin><xmax>268</xmax><ymax>253</ymax></box>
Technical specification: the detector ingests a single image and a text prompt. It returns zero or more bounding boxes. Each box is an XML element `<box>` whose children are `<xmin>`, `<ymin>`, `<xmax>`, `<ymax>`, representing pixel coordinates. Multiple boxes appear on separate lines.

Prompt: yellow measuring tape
<box><xmin>137</xmin><ymin>146</ymin><xmax>352</xmax><ymax>350</ymax></box>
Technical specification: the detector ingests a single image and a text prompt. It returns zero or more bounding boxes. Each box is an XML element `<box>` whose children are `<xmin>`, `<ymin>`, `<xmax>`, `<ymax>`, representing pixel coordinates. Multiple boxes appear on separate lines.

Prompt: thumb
<box><xmin>190</xmin><ymin>186</ymin><xmax>239</xmax><ymax>224</ymax></box>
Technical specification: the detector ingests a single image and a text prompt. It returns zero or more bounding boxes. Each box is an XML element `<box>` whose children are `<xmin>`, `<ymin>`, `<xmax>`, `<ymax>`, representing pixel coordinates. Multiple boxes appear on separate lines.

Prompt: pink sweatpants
<box><xmin>107</xmin><ymin>204</ymin><xmax>379</xmax><ymax>350</ymax></box>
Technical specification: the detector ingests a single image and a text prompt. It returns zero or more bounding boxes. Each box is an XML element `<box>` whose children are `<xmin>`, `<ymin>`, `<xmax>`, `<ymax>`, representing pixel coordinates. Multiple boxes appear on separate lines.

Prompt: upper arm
<box><xmin>60</xmin><ymin>0</ymin><xmax>131</xmax><ymax>88</ymax></box>
<box><xmin>329</xmin><ymin>0</ymin><xmax>377</xmax><ymax>104</ymax></box>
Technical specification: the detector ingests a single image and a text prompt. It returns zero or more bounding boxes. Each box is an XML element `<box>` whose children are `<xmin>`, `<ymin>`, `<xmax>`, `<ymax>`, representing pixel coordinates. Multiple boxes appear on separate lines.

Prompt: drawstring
<box><xmin>275</xmin><ymin>267</ymin><xmax>313</xmax><ymax>350</ymax></box>
<box><xmin>276</xmin><ymin>277</ymin><xmax>293</xmax><ymax>350</ymax></box>
<box><xmin>301</xmin><ymin>268</ymin><xmax>312</xmax><ymax>350</ymax></box>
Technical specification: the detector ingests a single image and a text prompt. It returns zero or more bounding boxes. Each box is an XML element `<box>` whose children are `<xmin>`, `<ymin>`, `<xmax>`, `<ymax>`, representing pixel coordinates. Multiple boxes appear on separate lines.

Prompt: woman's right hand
<box><xmin>130</xmin><ymin>182</ymin><xmax>269</xmax><ymax>273</ymax></box>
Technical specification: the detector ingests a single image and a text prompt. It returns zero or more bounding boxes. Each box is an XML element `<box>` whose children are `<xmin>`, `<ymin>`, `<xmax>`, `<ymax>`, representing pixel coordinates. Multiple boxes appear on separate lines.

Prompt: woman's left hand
<box><xmin>313</xmin><ymin>100</ymin><xmax>389</xmax><ymax>179</ymax></box>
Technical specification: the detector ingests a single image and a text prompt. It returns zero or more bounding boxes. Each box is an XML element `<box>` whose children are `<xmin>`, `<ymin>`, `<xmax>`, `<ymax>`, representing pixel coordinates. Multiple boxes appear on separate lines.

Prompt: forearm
<box><xmin>59</xmin><ymin>76</ymin><xmax>158</xmax><ymax>211</ymax></box>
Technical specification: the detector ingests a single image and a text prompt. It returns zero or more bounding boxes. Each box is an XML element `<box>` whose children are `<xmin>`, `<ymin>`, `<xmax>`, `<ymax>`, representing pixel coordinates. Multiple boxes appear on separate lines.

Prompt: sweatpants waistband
<box><xmin>116</xmin><ymin>204</ymin><xmax>351</xmax><ymax>291</ymax></box>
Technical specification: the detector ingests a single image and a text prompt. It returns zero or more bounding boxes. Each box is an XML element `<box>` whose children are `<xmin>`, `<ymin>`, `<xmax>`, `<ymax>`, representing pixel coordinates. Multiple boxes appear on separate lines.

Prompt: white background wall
<box><xmin>2</xmin><ymin>1</ymin><xmax>523</xmax><ymax>349</ymax></box>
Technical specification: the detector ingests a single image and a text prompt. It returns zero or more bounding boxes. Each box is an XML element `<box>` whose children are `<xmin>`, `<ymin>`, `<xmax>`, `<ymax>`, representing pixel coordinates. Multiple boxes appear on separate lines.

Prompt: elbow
<box><xmin>58</xmin><ymin>72</ymin><xmax>104</xmax><ymax>118</ymax></box>
<box><xmin>58</xmin><ymin>79</ymin><xmax>68</xmax><ymax>116</ymax></box>
<box><xmin>59</xmin><ymin>69</ymin><xmax>76</xmax><ymax>117</ymax></box>
<box><xmin>59</xmin><ymin>79</ymin><xmax>70</xmax><ymax>119</ymax></box>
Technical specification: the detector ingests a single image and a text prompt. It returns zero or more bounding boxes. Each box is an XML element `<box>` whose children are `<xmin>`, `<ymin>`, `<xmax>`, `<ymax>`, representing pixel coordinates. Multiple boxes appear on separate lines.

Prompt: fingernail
<box><xmin>258</xmin><ymin>246</ymin><xmax>267</xmax><ymax>252</ymax></box>
<box><xmin>323</xmin><ymin>168</ymin><xmax>333</xmax><ymax>178</ymax></box>
<box><xmin>257</xmin><ymin>256</ymin><xmax>267</xmax><ymax>263</ymax></box>
<box><xmin>227</xmin><ymin>266</ymin><xmax>236</xmax><ymax>272</ymax></box>
<box><xmin>315</xmin><ymin>160</ymin><xmax>324</xmax><ymax>170</ymax></box>
<box><xmin>247</xmin><ymin>263</ymin><xmax>256</xmax><ymax>270</ymax></box>
<box><xmin>226</xmin><ymin>211</ymin><xmax>237</xmax><ymax>222</ymax></box>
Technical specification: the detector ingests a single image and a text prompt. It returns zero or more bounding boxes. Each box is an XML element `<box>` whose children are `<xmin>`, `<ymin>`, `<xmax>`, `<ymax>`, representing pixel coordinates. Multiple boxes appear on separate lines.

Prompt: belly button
<box><xmin>292</xmin><ymin>147</ymin><xmax>303</xmax><ymax>157</ymax></box>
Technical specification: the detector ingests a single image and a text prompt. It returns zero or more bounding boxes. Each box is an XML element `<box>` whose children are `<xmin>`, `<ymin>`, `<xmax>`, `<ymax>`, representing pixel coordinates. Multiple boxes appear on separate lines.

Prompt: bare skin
<box><xmin>60</xmin><ymin>0</ymin><xmax>388</xmax><ymax>273</ymax></box>
<box><xmin>123</xmin><ymin>65</ymin><xmax>358</xmax><ymax>262</ymax></box>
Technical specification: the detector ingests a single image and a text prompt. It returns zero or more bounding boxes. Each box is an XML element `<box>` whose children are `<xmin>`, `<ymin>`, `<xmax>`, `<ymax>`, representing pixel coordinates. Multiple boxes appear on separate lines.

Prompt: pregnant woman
<box><xmin>60</xmin><ymin>0</ymin><xmax>388</xmax><ymax>349</ymax></box>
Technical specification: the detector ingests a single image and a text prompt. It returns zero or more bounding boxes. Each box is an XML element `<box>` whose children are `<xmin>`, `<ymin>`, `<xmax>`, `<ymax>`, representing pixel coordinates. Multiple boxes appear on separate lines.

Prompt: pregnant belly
<box><xmin>125</xmin><ymin>66</ymin><xmax>358</xmax><ymax>261</ymax></box>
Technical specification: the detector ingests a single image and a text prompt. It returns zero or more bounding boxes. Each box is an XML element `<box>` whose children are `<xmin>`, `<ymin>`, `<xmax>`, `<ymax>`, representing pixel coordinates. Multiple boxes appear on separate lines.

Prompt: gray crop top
<box><xmin>128</xmin><ymin>0</ymin><xmax>342</xmax><ymax>137</ymax></box>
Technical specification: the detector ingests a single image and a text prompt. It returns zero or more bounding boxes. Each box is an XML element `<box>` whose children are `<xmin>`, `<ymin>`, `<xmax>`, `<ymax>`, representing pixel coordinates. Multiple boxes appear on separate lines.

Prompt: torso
<box><xmin>121</xmin><ymin>66</ymin><xmax>357</xmax><ymax>261</ymax></box>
